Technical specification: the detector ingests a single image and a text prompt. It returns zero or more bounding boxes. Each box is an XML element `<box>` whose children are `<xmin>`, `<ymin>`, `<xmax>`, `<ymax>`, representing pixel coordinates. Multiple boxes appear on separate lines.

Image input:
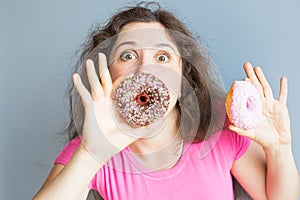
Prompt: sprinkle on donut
<box><xmin>226</xmin><ymin>81</ymin><xmax>262</xmax><ymax>130</ymax></box>
<box><xmin>114</xmin><ymin>73</ymin><xmax>170</xmax><ymax>127</ymax></box>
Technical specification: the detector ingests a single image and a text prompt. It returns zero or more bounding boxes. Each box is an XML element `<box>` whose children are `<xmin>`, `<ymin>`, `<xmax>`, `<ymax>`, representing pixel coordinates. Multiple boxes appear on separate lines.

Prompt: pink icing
<box><xmin>229</xmin><ymin>81</ymin><xmax>262</xmax><ymax>130</ymax></box>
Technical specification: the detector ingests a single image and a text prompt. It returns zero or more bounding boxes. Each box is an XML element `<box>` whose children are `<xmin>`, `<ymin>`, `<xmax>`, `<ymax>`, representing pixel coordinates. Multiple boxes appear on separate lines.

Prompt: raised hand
<box><xmin>72</xmin><ymin>53</ymin><xmax>138</xmax><ymax>163</ymax></box>
<box><xmin>229</xmin><ymin>62</ymin><xmax>291</xmax><ymax>151</ymax></box>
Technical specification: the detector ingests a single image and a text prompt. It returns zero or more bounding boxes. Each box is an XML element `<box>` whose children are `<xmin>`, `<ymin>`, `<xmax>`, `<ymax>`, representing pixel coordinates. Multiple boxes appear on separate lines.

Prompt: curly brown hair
<box><xmin>63</xmin><ymin>1</ymin><xmax>227</xmax><ymax>144</ymax></box>
<box><xmin>61</xmin><ymin>2</ymin><xmax>251</xmax><ymax>200</ymax></box>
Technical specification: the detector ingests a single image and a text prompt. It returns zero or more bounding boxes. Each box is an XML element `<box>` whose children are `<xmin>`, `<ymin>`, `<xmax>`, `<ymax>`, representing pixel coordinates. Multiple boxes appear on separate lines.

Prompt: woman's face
<box><xmin>108</xmin><ymin>22</ymin><xmax>182</xmax><ymax>115</ymax></box>
<box><xmin>109</xmin><ymin>22</ymin><xmax>182</xmax><ymax>81</ymax></box>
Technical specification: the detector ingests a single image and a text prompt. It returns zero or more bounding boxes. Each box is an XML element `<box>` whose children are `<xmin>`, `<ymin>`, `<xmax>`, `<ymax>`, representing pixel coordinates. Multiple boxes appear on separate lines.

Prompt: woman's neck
<box><xmin>128</xmin><ymin>108</ymin><xmax>183</xmax><ymax>170</ymax></box>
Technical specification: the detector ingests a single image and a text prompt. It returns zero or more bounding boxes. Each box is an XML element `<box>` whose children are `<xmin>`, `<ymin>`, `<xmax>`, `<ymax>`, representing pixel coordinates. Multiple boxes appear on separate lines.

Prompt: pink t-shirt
<box><xmin>54</xmin><ymin>130</ymin><xmax>250</xmax><ymax>200</ymax></box>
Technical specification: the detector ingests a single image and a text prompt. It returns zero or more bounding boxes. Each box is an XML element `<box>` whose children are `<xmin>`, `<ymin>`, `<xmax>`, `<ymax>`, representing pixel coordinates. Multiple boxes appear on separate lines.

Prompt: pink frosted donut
<box><xmin>226</xmin><ymin>81</ymin><xmax>262</xmax><ymax>130</ymax></box>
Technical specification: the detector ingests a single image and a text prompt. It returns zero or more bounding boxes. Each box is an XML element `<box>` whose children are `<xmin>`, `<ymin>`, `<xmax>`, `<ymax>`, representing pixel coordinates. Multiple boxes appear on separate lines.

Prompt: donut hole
<box><xmin>246</xmin><ymin>96</ymin><xmax>255</xmax><ymax>111</ymax></box>
<box><xmin>136</xmin><ymin>93</ymin><xmax>150</xmax><ymax>105</ymax></box>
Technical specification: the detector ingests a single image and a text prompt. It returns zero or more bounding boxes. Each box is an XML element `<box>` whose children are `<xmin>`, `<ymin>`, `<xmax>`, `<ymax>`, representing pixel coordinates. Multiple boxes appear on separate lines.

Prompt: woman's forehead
<box><xmin>112</xmin><ymin>22</ymin><xmax>179</xmax><ymax>53</ymax></box>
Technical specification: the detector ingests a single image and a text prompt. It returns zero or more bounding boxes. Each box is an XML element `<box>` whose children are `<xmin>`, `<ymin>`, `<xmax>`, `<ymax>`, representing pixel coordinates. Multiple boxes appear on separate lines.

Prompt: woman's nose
<box><xmin>137</xmin><ymin>50</ymin><xmax>155</xmax><ymax>66</ymax></box>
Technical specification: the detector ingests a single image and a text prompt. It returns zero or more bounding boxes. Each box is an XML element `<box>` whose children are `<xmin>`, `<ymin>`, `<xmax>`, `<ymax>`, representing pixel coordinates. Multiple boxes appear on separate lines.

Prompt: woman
<box><xmin>33</xmin><ymin>2</ymin><xmax>299</xmax><ymax>199</ymax></box>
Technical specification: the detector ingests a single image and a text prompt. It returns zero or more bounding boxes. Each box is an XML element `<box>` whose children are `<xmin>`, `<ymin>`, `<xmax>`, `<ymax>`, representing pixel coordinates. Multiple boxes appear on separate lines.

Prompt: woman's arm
<box><xmin>231</xmin><ymin>140</ymin><xmax>267</xmax><ymax>199</ymax></box>
<box><xmin>230</xmin><ymin>62</ymin><xmax>299</xmax><ymax>199</ymax></box>
<box><xmin>33</xmin><ymin>145</ymin><xmax>102</xmax><ymax>199</ymax></box>
<box><xmin>264</xmin><ymin>143</ymin><xmax>299</xmax><ymax>199</ymax></box>
<box><xmin>232</xmin><ymin>140</ymin><xmax>299</xmax><ymax>200</ymax></box>
<box><xmin>33</xmin><ymin>54</ymin><xmax>138</xmax><ymax>199</ymax></box>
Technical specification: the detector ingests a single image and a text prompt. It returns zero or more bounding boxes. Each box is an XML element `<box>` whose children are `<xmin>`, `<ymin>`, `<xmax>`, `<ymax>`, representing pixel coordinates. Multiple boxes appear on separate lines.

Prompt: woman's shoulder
<box><xmin>218</xmin><ymin>129</ymin><xmax>251</xmax><ymax>160</ymax></box>
<box><xmin>188</xmin><ymin>129</ymin><xmax>251</xmax><ymax>161</ymax></box>
<box><xmin>54</xmin><ymin>136</ymin><xmax>82</xmax><ymax>165</ymax></box>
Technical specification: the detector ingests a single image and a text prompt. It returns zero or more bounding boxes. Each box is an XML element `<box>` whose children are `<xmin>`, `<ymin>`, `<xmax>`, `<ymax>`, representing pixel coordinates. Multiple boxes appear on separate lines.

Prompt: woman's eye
<box><xmin>157</xmin><ymin>54</ymin><xmax>169</xmax><ymax>63</ymax></box>
<box><xmin>120</xmin><ymin>52</ymin><xmax>136</xmax><ymax>61</ymax></box>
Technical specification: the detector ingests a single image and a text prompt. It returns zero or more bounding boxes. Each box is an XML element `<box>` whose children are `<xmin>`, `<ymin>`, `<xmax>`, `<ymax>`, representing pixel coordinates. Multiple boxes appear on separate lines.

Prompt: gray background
<box><xmin>1</xmin><ymin>0</ymin><xmax>299</xmax><ymax>199</ymax></box>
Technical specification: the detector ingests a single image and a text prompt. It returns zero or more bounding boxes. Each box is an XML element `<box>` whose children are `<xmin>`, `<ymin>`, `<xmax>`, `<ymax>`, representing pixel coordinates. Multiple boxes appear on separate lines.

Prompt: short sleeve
<box><xmin>54</xmin><ymin>136</ymin><xmax>97</xmax><ymax>190</ymax></box>
<box><xmin>231</xmin><ymin>131</ymin><xmax>251</xmax><ymax>160</ymax></box>
<box><xmin>54</xmin><ymin>136</ymin><xmax>82</xmax><ymax>165</ymax></box>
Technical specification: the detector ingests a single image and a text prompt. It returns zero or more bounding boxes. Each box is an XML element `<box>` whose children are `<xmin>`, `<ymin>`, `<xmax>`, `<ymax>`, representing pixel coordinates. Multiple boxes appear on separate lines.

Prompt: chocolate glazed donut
<box><xmin>114</xmin><ymin>73</ymin><xmax>170</xmax><ymax>127</ymax></box>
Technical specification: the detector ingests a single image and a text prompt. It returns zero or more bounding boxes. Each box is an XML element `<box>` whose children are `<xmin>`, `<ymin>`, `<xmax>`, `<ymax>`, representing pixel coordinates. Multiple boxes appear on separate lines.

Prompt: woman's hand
<box><xmin>229</xmin><ymin>62</ymin><xmax>291</xmax><ymax>153</ymax></box>
<box><xmin>73</xmin><ymin>53</ymin><xmax>138</xmax><ymax>163</ymax></box>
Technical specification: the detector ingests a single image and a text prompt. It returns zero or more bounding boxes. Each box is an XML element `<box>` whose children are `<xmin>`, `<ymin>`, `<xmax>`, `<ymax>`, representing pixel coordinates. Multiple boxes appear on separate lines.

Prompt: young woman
<box><xmin>33</xmin><ymin>2</ymin><xmax>299</xmax><ymax>200</ymax></box>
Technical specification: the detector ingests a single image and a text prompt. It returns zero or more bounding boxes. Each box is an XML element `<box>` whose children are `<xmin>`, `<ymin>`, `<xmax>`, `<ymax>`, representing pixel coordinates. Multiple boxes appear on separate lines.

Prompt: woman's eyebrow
<box><xmin>115</xmin><ymin>41</ymin><xmax>136</xmax><ymax>52</ymax></box>
<box><xmin>154</xmin><ymin>43</ymin><xmax>177</xmax><ymax>54</ymax></box>
<box><xmin>114</xmin><ymin>41</ymin><xmax>177</xmax><ymax>54</ymax></box>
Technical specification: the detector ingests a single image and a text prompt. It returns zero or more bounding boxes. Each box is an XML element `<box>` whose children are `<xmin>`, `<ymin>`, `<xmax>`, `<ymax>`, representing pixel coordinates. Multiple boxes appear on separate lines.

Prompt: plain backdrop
<box><xmin>1</xmin><ymin>0</ymin><xmax>299</xmax><ymax>199</ymax></box>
